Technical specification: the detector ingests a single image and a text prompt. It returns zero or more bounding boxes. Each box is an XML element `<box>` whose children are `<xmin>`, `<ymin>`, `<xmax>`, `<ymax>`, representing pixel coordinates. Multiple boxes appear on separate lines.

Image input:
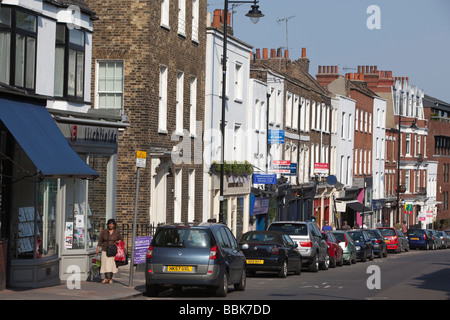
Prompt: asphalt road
<box><xmin>142</xmin><ymin>248</ymin><xmax>450</xmax><ymax>301</ymax></box>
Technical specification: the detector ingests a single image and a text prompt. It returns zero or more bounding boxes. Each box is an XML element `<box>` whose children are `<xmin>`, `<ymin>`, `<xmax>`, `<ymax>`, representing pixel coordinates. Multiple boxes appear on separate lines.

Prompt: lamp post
<box><xmin>396</xmin><ymin>107</ymin><xmax>419</xmax><ymax>226</ymax></box>
<box><xmin>218</xmin><ymin>0</ymin><xmax>263</xmax><ymax>224</ymax></box>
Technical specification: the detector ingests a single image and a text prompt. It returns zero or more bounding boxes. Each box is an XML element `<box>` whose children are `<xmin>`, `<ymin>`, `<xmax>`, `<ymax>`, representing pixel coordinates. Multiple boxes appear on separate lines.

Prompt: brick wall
<box><xmin>86</xmin><ymin>0</ymin><xmax>207</xmax><ymax>226</ymax></box>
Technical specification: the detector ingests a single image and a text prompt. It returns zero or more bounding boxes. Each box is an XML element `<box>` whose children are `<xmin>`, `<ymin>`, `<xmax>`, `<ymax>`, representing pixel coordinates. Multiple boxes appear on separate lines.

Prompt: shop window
<box><xmin>64</xmin><ymin>155</ymin><xmax>113</xmax><ymax>251</ymax></box>
<box><xmin>11</xmin><ymin>149</ymin><xmax>57</xmax><ymax>259</ymax></box>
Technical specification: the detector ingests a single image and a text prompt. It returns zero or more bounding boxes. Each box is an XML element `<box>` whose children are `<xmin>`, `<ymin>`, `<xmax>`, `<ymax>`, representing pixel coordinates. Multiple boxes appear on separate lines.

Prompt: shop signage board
<box><xmin>313</xmin><ymin>163</ymin><xmax>329</xmax><ymax>175</ymax></box>
<box><xmin>268</xmin><ymin>130</ymin><xmax>285</xmax><ymax>144</ymax></box>
<box><xmin>133</xmin><ymin>236</ymin><xmax>152</xmax><ymax>264</ymax></box>
<box><xmin>273</xmin><ymin>160</ymin><xmax>291</xmax><ymax>173</ymax></box>
<box><xmin>253</xmin><ymin>173</ymin><xmax>277</xmax><ymax>185</ymax></box>
<box><xmin>252</xmin><ymin>197</ymin><xmax>271</xmax><ymax>215</ymax></box>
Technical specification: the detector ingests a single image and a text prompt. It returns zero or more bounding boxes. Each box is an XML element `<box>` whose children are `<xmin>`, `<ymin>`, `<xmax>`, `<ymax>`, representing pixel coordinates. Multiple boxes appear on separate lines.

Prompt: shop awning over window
<box><xmin>345</xmin><ymin>201</ymin><xmax>373</xmax><ymax>215</ymax></box>
<box><xmin>0</xmin><ymin>98</ymin><xmax>98</xmax><ymax>178</ymax></box>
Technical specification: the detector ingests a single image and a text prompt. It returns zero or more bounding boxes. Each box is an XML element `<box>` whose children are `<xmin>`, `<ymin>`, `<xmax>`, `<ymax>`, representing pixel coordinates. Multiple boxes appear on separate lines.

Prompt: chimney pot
<box><xmin>271</xmin><ymin>49</ymin><xmax>276</xmax><ymax>58</ymax></box>
<box><xmin>213</xmin><ymin>9</ymin><xmax>221</xmax><ymax>29</ymax></box>
<box><xmin>263</xmin><ymin>48</ymin><xmax>268</xmax><ymax>59</ymax></box>
<box><xmin>256</xmin><ymin>48</ymin><xmax>261</xmax><ymax>59</ymax></box>
<box><xmin>301</xmin><ymin>48</ymin><xmax>306</xmax><ymax>58</ymax></box>
<box><xmin>318</xmin><ymin>66</ymin><xmax>322</xmax><ymax>74</ymax></box>
<box><xmin>284</xmin><ymin>49</ymin><xmax>289</xmax><ymax>59</ymax></box>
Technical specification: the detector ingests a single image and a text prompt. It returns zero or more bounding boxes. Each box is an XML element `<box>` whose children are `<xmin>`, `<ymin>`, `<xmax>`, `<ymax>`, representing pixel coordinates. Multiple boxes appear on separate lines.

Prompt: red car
<box><xmin>377</xmin><ymin>227</ymin><xmax>402</xmax><ymax>253</ymax></box>
<box><xmin>322</xmin><ymin>232</ymin><xmax>344</xmax><ymax>267</ymax></box>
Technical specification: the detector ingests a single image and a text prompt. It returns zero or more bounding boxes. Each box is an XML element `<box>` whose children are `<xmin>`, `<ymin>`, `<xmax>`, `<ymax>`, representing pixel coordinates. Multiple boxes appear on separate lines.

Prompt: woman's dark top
<box><xmin>97</xmin><ymin>229</ymin><xmax>123</xmax><ymax>251</ymax></box>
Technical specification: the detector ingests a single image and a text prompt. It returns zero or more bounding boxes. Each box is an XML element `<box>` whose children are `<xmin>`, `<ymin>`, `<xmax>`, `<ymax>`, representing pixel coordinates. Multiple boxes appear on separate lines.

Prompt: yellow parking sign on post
<box><xmin>136</xmin><ymin>151</ymin><xmax>147</xmax><ymax>168</ymax></box>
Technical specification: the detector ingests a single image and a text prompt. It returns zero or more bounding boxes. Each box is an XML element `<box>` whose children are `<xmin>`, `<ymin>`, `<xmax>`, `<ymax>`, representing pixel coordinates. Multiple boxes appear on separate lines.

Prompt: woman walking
<box><xmin>96</xmin><ymin>219</ymin><xmax>123</xmax><ymax>284</ymax></box>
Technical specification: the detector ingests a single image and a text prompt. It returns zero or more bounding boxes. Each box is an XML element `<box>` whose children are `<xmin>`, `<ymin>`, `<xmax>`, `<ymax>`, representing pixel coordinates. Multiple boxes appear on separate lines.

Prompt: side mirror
<box><xmin>241</xmin><ymin>243</ymin><xmax>249</xmax><ymax>250</ymax></box>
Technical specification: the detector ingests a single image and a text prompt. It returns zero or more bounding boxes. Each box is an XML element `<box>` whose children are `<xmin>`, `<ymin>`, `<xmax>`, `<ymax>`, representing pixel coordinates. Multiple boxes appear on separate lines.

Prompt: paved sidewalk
<box><xmin>0</xmin><ymin>265</ymin><xmax>146</xmax><ymax>300</ymax></box>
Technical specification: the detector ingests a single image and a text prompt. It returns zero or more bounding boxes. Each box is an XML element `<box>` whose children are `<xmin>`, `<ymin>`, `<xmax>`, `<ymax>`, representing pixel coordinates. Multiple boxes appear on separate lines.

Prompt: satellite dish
<box><xmin>326</xmin><ymin>175</ymin><xmax>337</xmax><ymax>186</ymax></box>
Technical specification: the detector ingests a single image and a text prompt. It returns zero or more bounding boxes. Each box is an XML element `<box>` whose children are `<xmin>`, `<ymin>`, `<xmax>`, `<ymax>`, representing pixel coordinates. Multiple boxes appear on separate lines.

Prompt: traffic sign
<box><xmin>136</xmin><ymin>150</ymin><xmax>147</xmax><ymax>168</ymax></box>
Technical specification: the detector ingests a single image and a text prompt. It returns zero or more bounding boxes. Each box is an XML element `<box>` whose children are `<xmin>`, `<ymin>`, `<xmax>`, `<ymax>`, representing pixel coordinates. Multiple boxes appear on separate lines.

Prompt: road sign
<box><xmin>253</xmin><ymin>173</ymin><xmax>277</xmax><ymax>185</ymax></box>
<box><xmin>273</xmin><ymin>160</ymin><xmax>291</xmax><ymax>173</ymax></box>
<box><xmin>404</xmin><ymin>203</ymin><xmax>412</xmax><ymax>214</ymax></box>
<box><xmin>136</xmin><ymin>150</ymin><xmax>147</xmax><ymax>168</ymax></box>
<box><xmin>268</xmin><ymin>130</ymin><xmax>285</xmax><ymax>144</ymax></box>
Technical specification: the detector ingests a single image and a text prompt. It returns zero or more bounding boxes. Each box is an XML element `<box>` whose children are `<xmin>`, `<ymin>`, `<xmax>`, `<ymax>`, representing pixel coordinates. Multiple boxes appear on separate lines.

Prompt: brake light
<box><xmin>271</xmin><ymin>246</ymin><xmax>279</xmax><ymax>255</ymax></box>
<box><xmin>423</xmin><ymin>235</ymin><xmax>427</xmax><ymax>240</ymax></box>
<box><xmin>209</xmin><ymin>245</ymin><xmax>220</xmax><ymax>260</ymax></box>
<box><xmin>300</xmin><ymin>241</ymin><xmax>313</xmax><ymax>247</ymax></box>
<box><xmin>146</xmin><ymin>245</ymin><xmax>153</xmax><ymax>259</ymax></box>
<box><xmin>375</xmin><ymin>239</ymin><xmax>381</xmax><ymax>244</ymax></box>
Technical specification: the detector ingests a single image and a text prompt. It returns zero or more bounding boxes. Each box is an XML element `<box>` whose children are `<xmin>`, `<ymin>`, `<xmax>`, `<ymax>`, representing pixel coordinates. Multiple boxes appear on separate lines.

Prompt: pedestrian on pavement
<box><xmin>341</xmin><ymin>221</ymin><xmax>351</xmax><ymax>230</ymax></box>
<box><xmin>322</xmin><ymin>221</ymin><xmax>333</xmax><ymax>231</ymax></box>
<box><xmin>96</xmin><ymin>219</ymin><xmax>123</xmax><ymax>284</ymax></box>
<box><xmin>401</xmin><ymin>220</ymin><xmax>408</xmax><ymax>234</ymax></box>
<box><xmin>376</xmin><ymin>220</ymin><xmax>383</xmax><ymax>228</ymax></box>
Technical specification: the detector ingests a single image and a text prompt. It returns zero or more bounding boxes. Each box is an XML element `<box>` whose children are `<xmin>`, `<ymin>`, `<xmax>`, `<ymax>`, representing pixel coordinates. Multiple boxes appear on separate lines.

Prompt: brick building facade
<box><xmin>85</xmin><ymin>0</ymin><xmax>207</xmax><ymax>228</ymax></box>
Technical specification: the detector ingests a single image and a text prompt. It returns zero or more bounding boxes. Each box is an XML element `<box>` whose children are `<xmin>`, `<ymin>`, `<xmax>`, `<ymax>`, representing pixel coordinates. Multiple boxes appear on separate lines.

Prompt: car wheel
<box><xmin>214</xmin><ymin>272</ymin><xmax>228</xmax><ymax>297</ymax></box>
<box><xmin>369</xmin><ymin>249</ymin><xmax>374</xmax><ymax>261</ymax></box>
<box><xmin>294</xmin><ymin>259</ymin><xmax>302</xmax><ymax>275</ymax></box>
<box><xmin>146</xmin><ymin>284</ymin><xmax>160</xmax><ymax>297</ymax></box>
<box><xmin>278</xmin><ymin>260</ymin><xmax>288</xmax><ymax>278</ymax></box>
<box><xmin>319</xmin><ymin>252</ymin><xmax>329</xmax><ymax>270</ymax></box>
<box><xmin>234</xmin><ymin>267</ymin><xmax>246</xmax><ymax>291</ymax></box>
<box><xmin>337</xmin><ymin>253</ymin><xmax>344</xmax><ymax>267</ymax></box>
<box><xmin>329</xmin><ymin>251</ymin><xmax>336</xmax><ymax>268</ymax></box>
<box><xmin>308</xmin><ymin>252</ymin><xmax>319</xmax><ymax>272</ymax></box>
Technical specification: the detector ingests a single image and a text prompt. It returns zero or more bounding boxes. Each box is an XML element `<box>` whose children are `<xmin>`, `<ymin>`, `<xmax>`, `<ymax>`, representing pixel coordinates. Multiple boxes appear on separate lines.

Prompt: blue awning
<box><xmin>0</xmin><ymin>98</ymin><xmax>98</xmax><ymax>178</ymax></box>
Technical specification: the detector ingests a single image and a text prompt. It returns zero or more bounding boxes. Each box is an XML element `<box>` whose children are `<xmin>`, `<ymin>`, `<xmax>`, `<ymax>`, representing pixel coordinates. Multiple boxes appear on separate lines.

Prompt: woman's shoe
<box><xmin>109</xmin><ymin>279</ymin><xmax>113</xmax><ymax>285</ymax></box>
<box><xmin>102</xmin><ymin>278</ymin><xmax>108</xmax><ymax>284</ymax></box>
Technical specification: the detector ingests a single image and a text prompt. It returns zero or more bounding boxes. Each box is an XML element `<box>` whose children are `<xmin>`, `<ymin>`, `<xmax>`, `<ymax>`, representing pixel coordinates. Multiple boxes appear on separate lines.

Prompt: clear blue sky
<box><xmin>208</xmin><ymin>0</ymin><xmax>450</xmax><ymax>102</ymax></box>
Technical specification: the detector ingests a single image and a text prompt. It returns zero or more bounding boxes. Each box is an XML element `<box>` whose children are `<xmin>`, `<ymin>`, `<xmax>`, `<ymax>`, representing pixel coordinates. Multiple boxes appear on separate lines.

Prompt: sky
<box><xmin>207</xmin><ymin>0</ymin><xmax>450</xmax><ymax>102</ymax></box>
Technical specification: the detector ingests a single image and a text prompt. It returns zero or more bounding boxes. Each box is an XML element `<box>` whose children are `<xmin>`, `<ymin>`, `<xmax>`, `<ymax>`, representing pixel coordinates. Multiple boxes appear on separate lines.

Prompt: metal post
<box><xmin>396</xmin><ymin>112</ymin><xmax>402</xmax><ymax>227</ymax></box>
<box><xmin>219</xmin><ymin>0</ymin><xmax>229</xmax><ymax>224</ymax></box>
<box><xmin>129</xmin><ymin>166</ymin><xmax>141</xmax><ymax>287</ymax></box>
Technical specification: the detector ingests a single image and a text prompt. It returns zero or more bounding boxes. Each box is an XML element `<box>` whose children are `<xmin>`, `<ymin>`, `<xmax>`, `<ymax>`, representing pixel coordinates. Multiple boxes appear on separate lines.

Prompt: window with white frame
<box><xmin>311</xmin><ymin>101</ymin><xmax>316</xmax><ymax>131</ymax></box>
<box><xmin>178</xmin><ymin>0</ymin><xmax>186</xmax><ymax>35</ymax></box>
<box><xmin>189</xmin><ymin>76</ymin><xmax>197</xmax><ymax>136</ymax></box>
<box><xmin>369</xmin><ymin>113</ymin><xmax>372</xmax><ymax>134</ymax></box>
<box><xmin>161</xmin><ymin>0</ymin><xmax>170</xmax><ymax>28</ymax></box>
<box><xmin>191</xmin><ymin>0</ymin><xmax>199</xmax><ymax>42</ymax></box>
<box><xmin>176</xmin><ymin>71</ymin><xmax>184</xmax><ymax>135</ymax></box>
<box><xmin>316</xmin><ymin>102</ymin><xmax>321</xmax><ymax>130</ymax></box>
<box><xmin>96</xmin><ymin>61</ymin><xmax>124</xmax><ymax>109</ymax></box>
<box><xmin>285</xmin><ymin>92</ymin><xmax>292</xmax><ymax>128</ymax></box>
<box><xmin>405</xmin><ymin>170</ymin><xmax>410</xmax><ymax>193</ymax></box>
<box><xmin>188</xmin><ymin>169</ymin><xmax>195</xmax><ymax>222</ymax></box>
<box><xmin>405</xmin><ymin>133</ymin><xmax>411</xmax><ymax>155</ymax></box>
<box><xmin>269</xmin><ymin>87</ymin><xmax>275</xmax><ymax>124</ymax></box>
<box><xmin>305</xmin><ymin>99</ymin><xmax>310</xmax><ymax>132</ymax></box>
<box><xmin>158</xmin><ymin>65</ymin><xmax>168</xmax><ymax>133</ymax></box>
<box><xmin>348</xmin><ymin>113</ymin><xmax>352</xmax><ymax>140</ymax></box>
<box><xmin>341</xmin><ymin>112</ymin><xmax>346</xmax><ymax>139</ymax></box>
<box><xmin>355</xmin><ymin>108</ymin><xmax>359</xmax><ymax>131</ymax></box>
<box><xmin>292</xmin><ymin>95</ymin><xmax>299</xmax><ymax>130</ymax></box>
<box><xmin>234</xmin><ymin>62</ymin><xmax>243</xmax><ymax>101</ymax></box>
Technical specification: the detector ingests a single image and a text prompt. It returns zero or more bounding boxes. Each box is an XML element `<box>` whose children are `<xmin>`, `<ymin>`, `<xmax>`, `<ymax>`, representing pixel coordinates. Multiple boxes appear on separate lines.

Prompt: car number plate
<box><xmin>246</xmin><ymin>259</ymin><xmax>264</xmax><ymax>264</ymax></box>
<box><xmin>411</xmin><ymin>238</ymin><xmax>419</xmax><ymax>240</ymax></box>
<box><xmin>167</xmin><ymin>266</ymin><xmax>193</xmax><ymax>272</ymax></box>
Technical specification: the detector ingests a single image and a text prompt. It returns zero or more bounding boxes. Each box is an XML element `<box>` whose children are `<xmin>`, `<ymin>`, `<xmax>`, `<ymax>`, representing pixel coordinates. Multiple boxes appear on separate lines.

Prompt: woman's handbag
<box><xmin>106</xmin><ymin>231</ymin><xmax>118</xmax><ymax>257</ymax></box>
<box><xmin>115</xmin><ymin>240</ymin><xmax>128</xmax><ymax>266</ymax></box>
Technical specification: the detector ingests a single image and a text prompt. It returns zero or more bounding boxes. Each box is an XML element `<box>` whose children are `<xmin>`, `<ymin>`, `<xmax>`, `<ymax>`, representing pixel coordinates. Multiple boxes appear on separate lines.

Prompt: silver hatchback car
<box><xmin>145</xmin><ymin>223</ymin><xmax>246</xmax><ymax>297</ymax></box>
<box><xmin>267</xmin><ymin>221</ymin><xmax>329</xmax><ymax>272</ymax></box>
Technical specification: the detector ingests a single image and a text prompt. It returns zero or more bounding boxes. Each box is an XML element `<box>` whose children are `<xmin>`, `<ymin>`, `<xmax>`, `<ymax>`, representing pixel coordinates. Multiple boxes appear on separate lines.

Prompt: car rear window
<box><xmin>379</xmin><ymin>228</ymin><xmax>396</xmax><ymax>237</ymax></box>
<box><xmin>408</xmin><ymin>229</ymin><xmax>424</xmax><ymax>237</ymax></box>
<box><xmin>153</xmin><ymin>228</ymin><xmax>214</xmax><ymax>248</ymax></box>
<box><xmin>268</xmin><ymin>223</ymin><xmax>307</xmax><ymax>235</ymax></box>
<box><xmin>241</xmin><ymin>233</ymin><xmax>278</xmax><ymax>243</ymax></box>
<box><xmin>348</xmin><ymin>232</ymin><xmax>364</xmax><ymax>242</ymax></box>
<box><xmin>331</xmin><ymin>232</ymin><xmax>346</xmax><ymax>242</ymax></box>
<box><xmin>365</xmin><ymin>230</ymin><xmax>379</xmax><ymax>239</ymax></box>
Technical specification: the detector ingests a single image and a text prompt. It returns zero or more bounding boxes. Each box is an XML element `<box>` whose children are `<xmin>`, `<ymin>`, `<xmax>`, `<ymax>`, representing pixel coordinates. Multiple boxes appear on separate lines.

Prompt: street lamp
<box><xmin>219</xmin><ymin>0</ymin><xmax>264</xmax><ymax>224</ymax></box>
<box><xmin>396</xmin><ymin>110</ymin><xmax>419</xmax><ymax>226</ymax></box>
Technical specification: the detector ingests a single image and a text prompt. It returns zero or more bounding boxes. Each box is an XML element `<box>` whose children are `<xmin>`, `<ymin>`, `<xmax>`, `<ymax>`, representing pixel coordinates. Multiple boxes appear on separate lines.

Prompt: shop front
<box><xmin>0</xmin><ymin>97</ymin><xmax>99</xmax><ymax>288</ymax></box>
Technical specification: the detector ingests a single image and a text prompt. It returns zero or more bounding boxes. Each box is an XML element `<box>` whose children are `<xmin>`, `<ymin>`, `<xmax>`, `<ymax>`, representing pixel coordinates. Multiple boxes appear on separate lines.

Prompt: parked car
<box><xmin>330</xmin><ymin>230</ymin><xmax>357</xmax><ymax>265</ymax></box>
<box><xmin>145</xmin><ymin>223</ymin><xmax>246</xmax><ymax>297</ymax></box>
<box><xmin>429</xmin><ymin>229</ymin><xmax>444</xmax><ymax>249</ymax></box>
<box><xmin>396</xmin><ymin>230</ymin><xmax>410</xmax><ymax>252</ymax></box>
<box><xmin>239</xmin><ymin>231</ymin><xmax>301</xmax><ymax>278</ymax></box>
<box><xmin>365</xmin><ymin>229</ymin><xmax>388</xmax><ymax>258</ymax></box>
<box><xmin>322</xmin><ymin>232</ymin><xmax>344</xmax><ymax>267</ymax></box>
<box><xmin>407</xmin><ymin>229</ymin><xmax>436</xmax><ymax>250</ymax></box>
<box><xmin>347</xmin><ymin>230</ymin><xmax>374</xmax><ymax>262</ymax></box>
<box><xmin>378</xmin><ymin>227</ymin><xmax>403</xmax><ymax>253</ymax></box>
<box><xmin>444</xmin><ymin>229</ymin><xmax>450</xmax><ymax>237</ymax></box>
<box><xmin>437</xmin><ymin>231</ymin><xmax>450</xmax><ymax>249</ymax></box>
<box><xmin>267</xmin><ymin>221</ymin><xmax>329</xmax><ymax>272</ymax></box>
